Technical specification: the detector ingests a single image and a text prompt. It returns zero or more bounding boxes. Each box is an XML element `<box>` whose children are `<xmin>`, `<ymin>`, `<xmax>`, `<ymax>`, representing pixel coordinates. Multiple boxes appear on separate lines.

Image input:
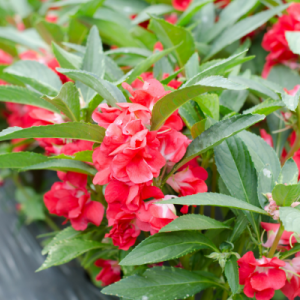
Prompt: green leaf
<box><xmin>151</xmin><ymin>76</ymin><xmax>247</xmax><ymax>131</ymax></box>
<box><xmin>243</xmin><ymin>99</ymin><xmax>284</xmax><ymax>116</ymax></box>
<box><xmin>272</xmin><ymin>184</ymin><xmax>300</xmax><ymax>207</ymax></box>
<box><xmin>184</xmin><ymin>51</ymin><xmax>248</xmax><ymax>87</ymax></box>
<box><xmin>238</xmin><ymin>131</ymin><xmax>281</xmax><ymax>179</ymax></box>
<box><xmin>0</xmin><ymin>122</ymin><xmax>105</xmax><ymax>143</ymax></box>
<box><xmin>43</xmin><ymin>82</ymin><xmax>80</xmax><ymax>121</ymax></box>
<box><xmin>0</xmin><ymin>152</ymin><xmax>48</xmax><ymax>169</ymax></box>
<box><xmin>178</xmin><ymin>101</ymin><xmax>202</xmax><ymax>129</ymax></box>
<box><xmin>185</xmin><ymin>52</ymin><xmax>199</xmax><ymax>80</ymax></box>
<box><xmin>35</xmin><ymin>20</ymin><xmax>65</xmax><ymax>45</ymax></box>
<box><xmin>173</xmin><ymin>114</ymin><xmax>265</xmax><ymax>170</ymax></box>
<box><xmin>21</xmin><ymin>159</ymin><xmax>97</xmax><ymax>175</ymax></box>
<box><xmin>214</xmin><ymin>135</ymin><xmax>260</xmax><ymax>236</ymax></box>
<box><xmin>285</xmin><ymin>31</ymin><xmax>300</xmax><ymax>55</ymax></box>
<box><xmin>0</xmin><ymin>85</ymin><xmax>59</xmax><ymax>113</ymax></box>
<box><xmin>195</xmin><ymin>94</ymin><xmax>219</xmax><ymax>120</ymax></box>
<box><xmin>230</xmin><ymin>76</ymin><xmax>279</xmax><ymax>100</ymax></box>
<box><xmin>78</xmin><ymin>25</ymin><xmax>105</xmax><ymax>103</ymax></box>
<box><xmin>257</xmin><ymin>165</ymin><xmax>276</xmax><ymax>209</ymax></box>
<box><xmin>104</xmin><ymin>55</ymin><xmax>124</xmax><ymax>82</ymax></box>
<box><xmin>159</xmin><ymin>214</ymin><xmax>230</xmax><ymax>232</ymax></box>
<box><xmin>225</xmin><ymin>256</ymin><xmax>239</xmax><ymax>295</ymax></box>
<box><xmin>219</xmin><ymin>89</ymin><xmax>249</xmax><ymax>113</ymax></box>
<box><xmin>42</xmin><ymin>226</ymin><xmax>81</xmax><ymax>255</ymax></box>
<box><xmin>5</xmin><ymin>60</ymin><xmax>62</xmax><ymax>96</ymax></box>
<box><xmin>120</xmin><ymin>231</ymin><xmax>218</xmax><ymax>266</ymax></box>
<box><xmin>149</xmin><ymin>16</ymin><xmax>195</xmax><ymax>67</ymax></box>
<box><xmin>52</xmin><ymin>150</ymin><xmax>93</xmax><ymax>163</ymax></box>
<box><xmin>52</xmin><ymin>42</ymin><xmax>82</xmax><ymax>69</ymax></box>
<box><xmin>162</xmin><ymin>193</ymin><xmax>268</xmax><ymax>215</ymax></box>
<box><xmin>126</xmin><ymin>45</ymin><xmax>179</xmax><ymax>84</ymax></box>
<box><xmin>228</xmin><ymin>214</ymin><xmax>248</xmax><ymax>243</ymax></box>
<box><xmin>191</xmin><ymin>118</ymin><xmax>216</xmax><ymax>139</ymax></box>
<box><xmin>280</xmin><ymin>244</ymin><xmax>300</xmax><ymax>259</ymax></box>
<box><xmin>267</xmin><ymin>111</ymin><xmax>292</xmax><ymax>157</ymax></box>
<box><xmin>203</xmin><ymin>0</ymin><xmax>257</xmax><ymax>43</ymax></box>
<box><xmin>279</xmin><ymin>206</ymin><xmax>300</xmax><ymax>234</ymax></box>
<box><xmin>177</xmin><ymin>0</ymin><xmax>212</xmax><ymax>26</ymax></box>
<box><xmin>15</xmin><ymin>187</ymin><xmax>45</xmax><ymax>221</ymax></box>
<box><xmin>132</xmin><ymin>4</ymin><xmax>174</xmax><ymax>25</ymax></box>
<box><xmin>102</xmin><ymin>266</ymin><xmax>221</xmax><ymax>300</ymax></box>
<box><xmin>279</xmin><ymin>158</ymin><xmax>299</xmax><ymax>185</ymax></box>
<box><xmin>37</xmin><ymin>239</ymin><xmax>106</xmax><ymax>271</ymax></box>
<box><xmin>280</xmin><ymin>87</ymin><xmax>300</xmax><ymax>111</ymax></box>
<box><xmin>204</xmin><ymin>4</ymin><xmax>289</xmax><ymax>60</ymax></box>
<box><xmin>57</xmin><ymin>68</ymin><xmax>126</xmax><ymax>106</ymax></box>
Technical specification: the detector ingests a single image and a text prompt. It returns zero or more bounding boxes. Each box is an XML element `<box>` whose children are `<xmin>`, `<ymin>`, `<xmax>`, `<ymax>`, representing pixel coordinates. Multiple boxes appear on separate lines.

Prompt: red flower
<box><xmin>105</xmin><ymin>180</ymin><xmax>164</xmax><ymax>212</ymax></box>
<box><xmin>238</xmin><ymin>251</ymin><xmax>286</xmax><ymax>300</ymax></box>
<box><xmin>165</xmin><ymin>13</ymin><xmax>178</xmax><ymax>25</ymax></box>
<box><xmin>95</xmin><ymin>259</ymin><xmax>121</xmax><ymax>286</ymax></box>
<box><xmin>44</xmin><ymin>172</ymin><xmax>104</xmax><ymax>231</ymax></box>
<box><xmin>0</xmin><ymin>49</ymin><xmax>13</xmax><ymax>64</ymax></box>
<box><xmin>261</xmin><ymin>222</ymin><xmax>296</xmax><ymax>250</ymax></box>
<box><xmin>60</xmin><ymin>140</ymin><xmax>94</xmax><ymax>156</ymax></box>
<box><xmin>172</xmin><ymin>0</ymin><xmax>192</xmax><ymax>11</ymax></box>
<box><xmin>214</xmin><ymin>0</ymin><xmax>231</xmax><ymax>8</ymax></box>
<box><xmin>262</xmin><ymin>3</ymin><xmax>300</xmax><ymax>78</ymax></box>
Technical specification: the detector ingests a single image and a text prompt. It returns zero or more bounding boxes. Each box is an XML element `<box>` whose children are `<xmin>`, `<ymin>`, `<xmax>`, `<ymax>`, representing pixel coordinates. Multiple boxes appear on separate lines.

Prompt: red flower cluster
<box><xmin>44</xmin><ymin>172</ymin><xmax>104</xmax><ymax>231</ymax></box>
<box><xmin>262</xmin><ymin>3</ymin><xmax>300</xmax><ymax>77</ymax></box>
<box><xmin>95</xmin><ymin>259</ymin><xmax>121</xmax><ymax>286</ymax></box>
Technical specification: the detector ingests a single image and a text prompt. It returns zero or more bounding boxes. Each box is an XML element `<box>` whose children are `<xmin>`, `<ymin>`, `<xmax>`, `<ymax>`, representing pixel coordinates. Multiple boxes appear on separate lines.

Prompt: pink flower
<box><xmin>238</xmin><ymin>252</ymin><xmax>286</xmax><ymax>300</ymax></box>
<box><xmin>281</xmin><ymin>257</ymin><xmax>300</xmax><ymax>300</ymax></box>
<box><xmin>172</xmin><ymin>0</ymin><xmax>192</xmax><ymax>11</ymax></box>
<box><xmin>60</xmin><ymin>140</ymin><xmax>94</xmax><ymax>156</ymax></box>
<box><xmin>262</xmin><ymin>4</ymin><xmax>300</xmax><ymax>78</ymax></box>
<box><xmin>92</xmin><ymin>104</ymin><xmax>123</xmax><ymax>129</ymax></box>
<box><xmin>44</xmin><ymin>172</ymin><xmax>104</xmax><ymax>231</ymax></box>
<box><xmin>0</xmin><ymin>49</ymin><xmax>13</xmax><ymax>64</ymax></box>
<box><xmin>264</xmin><ymin>193</ymin><xmax>280</xmax><ymax>220</ymax></box>
<box><xmin>165</xmin><ymin>13</ymin><xmax>178</xmax><ymax>24</ymax></box>
<box><xmin>105</xmin><ymin>180</ymin><xmax>164</xmax><ymax>212</ymax></box>
<box><xmin>261</xmin><ymin>222</ymin><xmax>296</xmax><ymax>250</ymax></box>
<box><xmin>136</xmin><ymin>196</ymin><xmax>178</xmax><ymax>234</ymax></box>
<box><xmin>95</xmin><ymin>259</ymin><xmax>121</xmax><ymax>286</ymax></box>
<box><xmin>93</xmin><ymin>107</ymin><xmax>165</xmax><ymax>185</ymax></box>
<box><xmin>260</xmin><ymin>129</ymin><xmax>273</xmax><ymax>147</ymax></box>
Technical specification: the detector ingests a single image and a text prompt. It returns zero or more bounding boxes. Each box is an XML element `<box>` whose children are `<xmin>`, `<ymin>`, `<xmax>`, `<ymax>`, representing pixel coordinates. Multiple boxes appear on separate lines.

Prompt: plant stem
<box><xmin>186</xmin><ymin>296</ymin><xmax>195</xmax><ymax>300</ymax></box>
<box><xmin>268</xmin><ymin>222</ymin><xmax>284</xmax><ymax>258</ymax></box>
<box><xmin>45</xmin><ymin>216</ymin><xmax>60</xmax><ymax>231</ymax></box>
<box><xmin>222</xmin><ymin>290</ymin><xmax>228</xmax><ymax>300</ymax></box>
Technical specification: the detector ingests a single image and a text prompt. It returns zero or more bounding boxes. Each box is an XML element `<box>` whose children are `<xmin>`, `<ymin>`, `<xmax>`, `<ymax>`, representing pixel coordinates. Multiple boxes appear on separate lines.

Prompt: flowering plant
<box><xmin>2</xmin><ymin>0</ymin><xmax>300</xmax><ymax>300</ymax></box>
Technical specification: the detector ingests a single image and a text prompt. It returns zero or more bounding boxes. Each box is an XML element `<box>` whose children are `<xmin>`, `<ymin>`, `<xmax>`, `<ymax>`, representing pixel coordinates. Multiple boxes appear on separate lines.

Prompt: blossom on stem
<box><xmin>95</xmin><ymin>259</ymin><xmax>121</xmax><ymax>286</ymax></box>
<box><xmin>281</xmin><ymin>257</ymin><xmax>300</xmax><ymax>300</ymax></box>
<box><xmin>238</xmin><ymin>251</ymin><xmax>286</xmax><ymax>300</ymax></box>
<box><xmin>44</xmin><ymin>171</ymin><xmax>104</xmax><ymax>231</ymax></box>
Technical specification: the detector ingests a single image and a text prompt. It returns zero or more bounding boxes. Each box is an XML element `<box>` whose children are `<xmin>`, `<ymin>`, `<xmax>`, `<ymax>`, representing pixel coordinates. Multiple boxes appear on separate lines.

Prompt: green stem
<box><xmin>45</xmin><ymin>216</ymin><xmax>60</xmax><ymax>231</ymax></box>
<box><xmin>186</xmin><ymin>296</ymin><xmax>195</xmax><ymax>300</ymax></box>
<box><xmin>222</xmin><ymin>290</ymin><xmax>228</xmax><ymax>300</ymax></box>
<box><xmin>268</xmin><ymin>222</ymin><xmax>284</xmax><ymax>258</ymax></box>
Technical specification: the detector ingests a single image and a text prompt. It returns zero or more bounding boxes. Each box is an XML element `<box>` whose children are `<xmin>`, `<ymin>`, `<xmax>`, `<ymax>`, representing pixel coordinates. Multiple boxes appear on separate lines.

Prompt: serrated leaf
<box><xmin>219</xmin><ymin>89</ymin><xmax>249</xmax><ymax>113</ymax></box>
<box><xmin>285</xmin><ymin>31</ymin><xmax>300</xmax><ymax>55</ymax></box>
<box><xmin>52</xmin><ymin>150</ymin><xmax>93</xmax><ymax>163</ymax></box>
<box><xmin>126</xmin><ymin>44</ymin><xmax>179</xmax><ymax>84</ymax></box>
<box><xmin>20</xmin><ymin>158</ymin><xmax>96</xmax><ymax>175</ymax></box>
<box><xmin>257</xmin><ymin>165</ymin><xmax>275</xmax><ymax>209</ymax></box>
<box><xmin>5</xmin><ymin>60</ymin><xmax>62</xmax><ymax>96</ymax></box>
<box><xmin>0</xmin><ymin>85</ymin><xmax>59</xmax><ymax>113</ymax></box>
<box><xmin>238</xmin><ymin>131</ymin><xmax>281</xmax><ymax>180</ymax></box>
<box><xmin>243</xmin><ymin>99</ymin><xmax>284</xmax><ymax>116</ymax></box>
<box><xmin>185</xmin><ymin>52</ymin><xmax>199</xmax><ymax>80</ymax></box>
<box><xmin>102</xmin><ymin>266</ymin><xmax>221</xmax><ymax>300</ymax></box>
<box><xmin>120</xmin><ymin>231</ymin><xmax>218</xmax><ymax>266</ymax></box>
<box><xmin>52</xmin><ymin>42</ymin><xmax>82</xmax><ymax>69</ymax></box>
<box><xmin>105</xmin><ymin>47</ymin><xmax>152</xmax><ymax>57</ymax></box>
<box><xmin>57</xmin><ymin>68</ymin><xmax>126</xmax><ymax>106</ymax></box>
<box><xmin>173</xmin><ymin>114</ymin><xmax>265</xmax><ymax>171</ymax></box>
<box><xmin>214</xmin><ymin>135</ymin><xmax>260</xmax><ymax>236</ymax></box>
<box><xmin>280</xmin><ymin>87</ymin><xmax>300</xmax><ymax>111</ymax></box>
<box><xmin>228</xmin><ymin>214</ymin><xmax>248</xmax><ymax>243</ymax></box>
<box><xmin>272</xmin><ymin>184</ymin><xmax>300</xmax><ymax>207</ymax></box>
<box><xmin>161</xmin><ymin>193</ymin><xmax>268</xmax><ymax>215</ymax></box>
<box><xmin>205</xmin><ymin>4</ymin><xmax>289</xmax><ymax>60</ymax></box>
<box><xmin>149</xmin><ymin>16</ymin><xmax>195</xmax><ymax>67</ymax></box>
<box><xmin>184</xmin><ymin>51</ymin><xmax>248</xmax><ymax>87</ymax></box>
<box><xmin>280</xmin><ymin>244</ymin><xmax>300</xmax><ymax>259</ymax></box>
<box><xmin>191</xmin><ymin>118</ymin><xmax>216</xmax><ymax>139</ymax></box>
<box><xmin>178</xmin><ymin>101</ymin><xmax>202</xmax><ymax>129</ymax></box>
<box><xmin>159</xmin><ymin>214</ymin><xmax>230</xmax><ymax>232</ymax></box>
<box><xmin>194</xmin><ymin>94</ymin><xmax>219</xmax><ymax>120</ymax></box>
<box><xmin>42</xmin><ymin>226</ymin><xmax>81</xmax><ymax>255</ymax></box>
<box><xmin>151</xmin><ymin>76</ymin><xmax>247</xmax><ymax>131</ymax></box>
<box><xmin>37</xmin><ymin>239</ymin><xmax>106</xmax><ymax>271</ymax></box>
<box><xmin>43</xmin><ymin>82</ymin><xmax>80</xmax><ymax>121</ymax></box>
<box><xmin>279</xmin><ymin>207</ymin><xmax>300</xmax><ymax>234</ymax></box>
<box><xmin>225</xmin><ymin>256</ymin><xmax>239</xmax><ymax>295</ymax></box>
<box><xmin>0</xmin><ymin>152</ymin><xmax>48</xmax><ymax>169</ymax></box>
<box><xmin>0</xmin><ymin>123</ymin><xmax>105</xmax><ymax>143</ymax></box>
<box><xmin>279</xmin><ymin>158</ymin><xmax>299</xmax><ymax>185</ymax></box>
